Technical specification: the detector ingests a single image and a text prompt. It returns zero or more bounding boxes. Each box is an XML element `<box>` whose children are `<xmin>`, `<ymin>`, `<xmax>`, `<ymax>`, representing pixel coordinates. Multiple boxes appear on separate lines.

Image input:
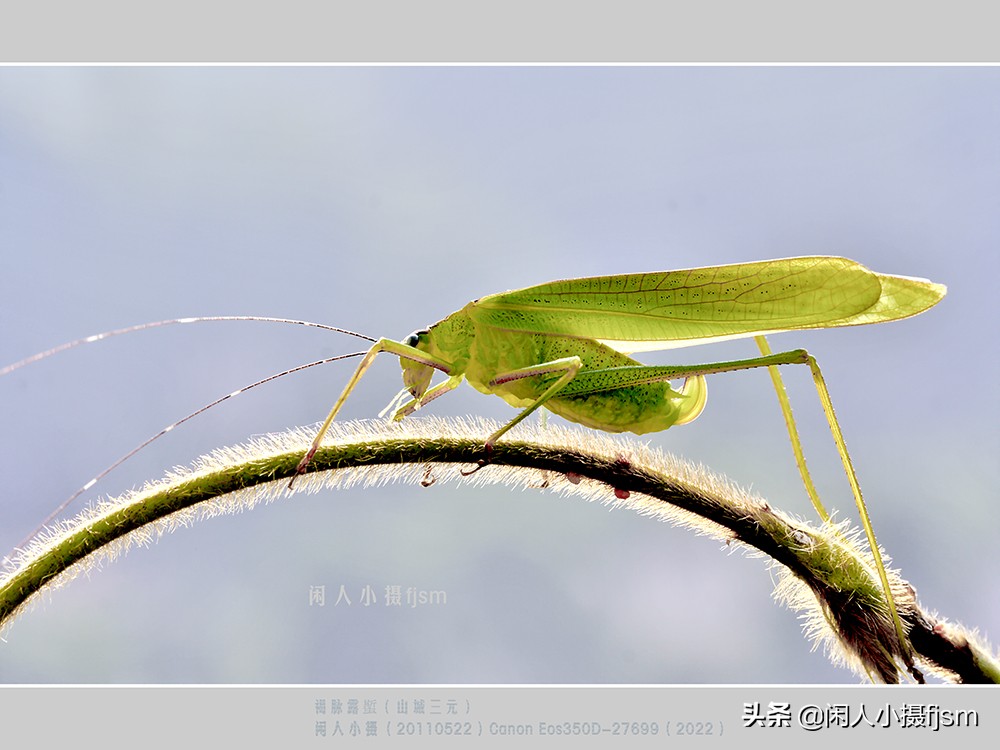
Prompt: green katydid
<box><xmin>290</xmin><ymin>255</ymin><xmax>945</xmax><ymax>679</ymax></box>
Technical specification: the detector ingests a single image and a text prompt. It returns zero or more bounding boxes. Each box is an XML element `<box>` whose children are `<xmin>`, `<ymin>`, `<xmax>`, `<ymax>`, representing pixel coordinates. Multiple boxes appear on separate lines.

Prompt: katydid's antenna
<box><xmin>8</xmin><ymin>350</ymin><xmax>368</xmax><ymax>558</ymax></box>
<box><xmin>3</xmin><ymin>315</ymin><xmax>377</xmax><ymax>559</ymax></box>
<box><xmin>1</xmin><ymin>316</ymin><xmax>376</xmax><ymax>377</ymax></box>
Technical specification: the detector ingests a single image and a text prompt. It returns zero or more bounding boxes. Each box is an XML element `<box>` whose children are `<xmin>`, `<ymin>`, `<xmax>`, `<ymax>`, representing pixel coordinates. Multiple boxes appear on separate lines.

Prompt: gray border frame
<box><xmin>2</xmin><ymin>1</ymin><xmax>998</xmax><ymax>63</ymax></box>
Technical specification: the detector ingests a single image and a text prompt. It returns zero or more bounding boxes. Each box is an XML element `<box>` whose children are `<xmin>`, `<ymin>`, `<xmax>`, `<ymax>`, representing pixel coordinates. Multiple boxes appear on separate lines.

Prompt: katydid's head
<box><xmin>400</xmin><ymin>328</ymin><xmax>434</xmax><ymax>399</ymax></box>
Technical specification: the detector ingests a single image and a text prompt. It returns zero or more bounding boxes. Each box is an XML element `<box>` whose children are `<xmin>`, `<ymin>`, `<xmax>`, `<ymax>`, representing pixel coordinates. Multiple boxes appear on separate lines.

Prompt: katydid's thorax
<box><xmin>421</xmin><ymin>306</ymin><xmax>477</xmax><ymax>373</ymax></box>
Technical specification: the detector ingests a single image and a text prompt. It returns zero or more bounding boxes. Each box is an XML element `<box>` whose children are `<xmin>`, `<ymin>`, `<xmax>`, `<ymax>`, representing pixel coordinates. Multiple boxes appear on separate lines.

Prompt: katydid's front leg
<box><xmin>391</xmin><ymin>375</ymin><xmax>464</xmax><ymax>420</ymax></box>
<box><xmin>288</xmin><ymin>338</ymin><xmax>454</xmax><ymax>488</ymax></box>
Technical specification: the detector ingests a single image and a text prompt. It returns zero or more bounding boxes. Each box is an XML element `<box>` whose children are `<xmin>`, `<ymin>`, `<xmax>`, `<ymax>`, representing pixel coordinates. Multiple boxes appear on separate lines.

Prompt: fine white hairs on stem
<box><xmin>3</xmin><ymin>417</ymin><xmax>984</xmax><ymax>683</ymax></box>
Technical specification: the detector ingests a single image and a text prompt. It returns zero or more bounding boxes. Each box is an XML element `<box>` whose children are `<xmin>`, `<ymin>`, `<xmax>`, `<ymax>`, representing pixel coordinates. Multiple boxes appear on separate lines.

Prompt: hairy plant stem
<box><xmin>1</xmin><ymin>420</ymin><xmax>996</xmax><ymax>684</ymax></box>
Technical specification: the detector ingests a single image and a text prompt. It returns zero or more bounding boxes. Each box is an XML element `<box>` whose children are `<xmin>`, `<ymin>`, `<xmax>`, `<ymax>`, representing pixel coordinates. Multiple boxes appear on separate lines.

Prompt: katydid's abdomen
<box><xmin>416</xmin><ymin>307</ymin><xmax>707</xmax><ymax>434</ymax></box>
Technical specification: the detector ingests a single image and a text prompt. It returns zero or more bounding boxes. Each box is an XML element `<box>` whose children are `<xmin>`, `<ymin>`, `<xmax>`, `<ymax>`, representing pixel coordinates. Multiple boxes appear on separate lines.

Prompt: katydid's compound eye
<box><xmin>403</xmin><ymin>329</ymin><xmax>429</xmax><ymax>348</ymax></box>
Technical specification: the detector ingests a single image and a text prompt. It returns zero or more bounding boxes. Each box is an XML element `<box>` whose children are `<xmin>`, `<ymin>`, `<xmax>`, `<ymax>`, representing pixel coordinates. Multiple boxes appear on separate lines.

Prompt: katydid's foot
<box><xmin>288</xmin><ymin>448</ymin><xmax>317</xmax><ymax>489</ymax></box>
<box><xmin>460</xmin><ymin>461</ymin><xmax>485</xmax><ymax>477</ymax></box>
<box><xmin>460</xmin><ymin>442</ymin><xmax>494</xmax><ymax>476</ymax></box>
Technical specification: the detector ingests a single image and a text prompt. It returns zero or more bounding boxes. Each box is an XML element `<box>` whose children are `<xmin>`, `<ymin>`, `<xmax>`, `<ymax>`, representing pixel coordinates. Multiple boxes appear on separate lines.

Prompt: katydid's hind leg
<box><xmin>557</xmin><ymin>344</ymin><xmax>908</xmax><ymax>667</ymax></box>
<box><xmin>800</xmin><ymin>350</ymin><xmax>915</xmax><ymax>673</ymax></box>
<box><xmin>543</xmin><ymin>350</ymin><xmax>811</xmax><ymax>435</ymax></box>
<box><xmin>702</xmin><ymin>340</ymin><xmax>914</xmax><ymax>675</ymax></box>
<box><xmin>690</xmin><ymin>345</ymin><xmax>912</xmax><ymax>674</ymax></box>
<box><xmin>755</xmin><ymin>336</ymin><xmax>830</xmax><ymax>523</ymax></box>
<box><xmin>555</xmin><ymin>346</ymin><xmax>912</xmax><ymax>674</ymax></box>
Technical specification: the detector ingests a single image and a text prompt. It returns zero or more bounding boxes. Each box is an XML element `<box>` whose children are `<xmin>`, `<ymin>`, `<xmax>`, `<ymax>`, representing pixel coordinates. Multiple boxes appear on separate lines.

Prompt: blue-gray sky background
<box><xmin>1</xmin><ymin>67</ymin><xmax>997</xmax><ymax>683</ymax></box>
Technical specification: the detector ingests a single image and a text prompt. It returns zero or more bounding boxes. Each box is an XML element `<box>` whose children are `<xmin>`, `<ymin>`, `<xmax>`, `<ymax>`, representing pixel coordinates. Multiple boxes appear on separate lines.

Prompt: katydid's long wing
<box><xmin>468</xmin><ymin>256</ymin><xmax>946</xmax><ymax>353</ymax></box>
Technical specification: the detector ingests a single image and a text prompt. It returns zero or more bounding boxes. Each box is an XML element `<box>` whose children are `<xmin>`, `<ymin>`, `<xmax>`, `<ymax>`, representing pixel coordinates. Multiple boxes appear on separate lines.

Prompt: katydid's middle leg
<box><xmin>458</xmin><ymin>356</ymin><xmax>583</xmax><ymax>476</ymax></box>
<box><xmin>486</xmin><ymin>356</ymin><xmax>584</xmax><ymax>446</ymax></box>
